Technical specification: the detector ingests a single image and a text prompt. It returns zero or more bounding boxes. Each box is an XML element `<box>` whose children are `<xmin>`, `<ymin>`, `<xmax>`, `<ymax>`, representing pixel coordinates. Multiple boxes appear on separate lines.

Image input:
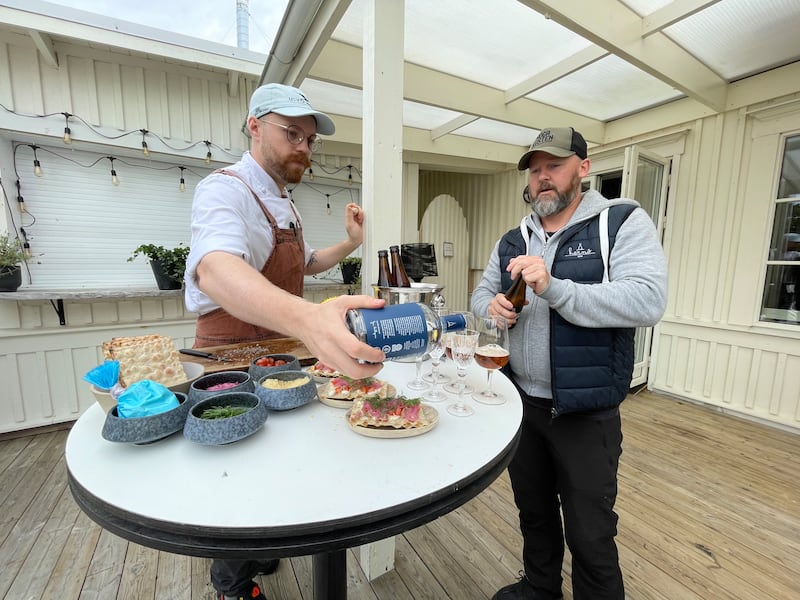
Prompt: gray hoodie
<box><xmin>470</xmin><ymin>189</ymin><xmax>668</xmax><ymax>399</ymax></box>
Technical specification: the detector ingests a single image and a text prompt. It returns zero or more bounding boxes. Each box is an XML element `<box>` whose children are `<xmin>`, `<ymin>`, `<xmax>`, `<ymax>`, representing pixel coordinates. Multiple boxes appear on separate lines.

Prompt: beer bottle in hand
<box><xmin>390</xmin><ymin>245</ymin><xmax>411</xmax><ymax>287</ymax></box>
<box><xmin>377</xmin><ymin>250</ymin><xmax>395</xmax><ymax>287</ymax></box>
<box><xmin>504</xmin><ymin>274</ymin><xmax>527</xmax><ymax>313</ymax></box>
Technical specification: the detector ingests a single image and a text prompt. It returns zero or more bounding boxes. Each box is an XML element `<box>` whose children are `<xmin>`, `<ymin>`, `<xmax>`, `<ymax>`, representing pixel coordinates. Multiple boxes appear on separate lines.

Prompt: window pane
<box><xmin>767</xmin><ymin>200</ymin><xmax>800</xmax><ymax>260</ymax></box>
<box><xmin>761</xmin><ymin>265</ymin><xmax>799</xmax><ymax>324</ymax></box>
<box><xmin>777</xmin><ymin>134</ymin><xmax>800</xmax><ymax>199</ymax></box>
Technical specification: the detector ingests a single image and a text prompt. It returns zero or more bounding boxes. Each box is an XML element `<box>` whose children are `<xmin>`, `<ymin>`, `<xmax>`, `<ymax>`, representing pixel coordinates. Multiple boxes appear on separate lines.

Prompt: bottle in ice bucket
<box><xmin>389</xmin><ymin>245</ymin><xmax>411</xmax><ymax>287</ymax></box>
<box><xmin>346</xmin><ymin>303</ymin><xmax>471</xmax><ymax>360</ymax></box>
<box><xmin>377</xmin><ymin>249</ymin><xmax>395</xmax><ymax>287</ymax></box>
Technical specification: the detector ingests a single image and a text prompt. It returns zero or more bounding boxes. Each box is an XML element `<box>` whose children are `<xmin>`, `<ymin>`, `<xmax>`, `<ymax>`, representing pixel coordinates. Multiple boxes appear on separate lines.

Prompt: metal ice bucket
<box><xmin>372</xmin><ymin>282</ymin><xmax>444</xmax><ymax>307</ymax></box>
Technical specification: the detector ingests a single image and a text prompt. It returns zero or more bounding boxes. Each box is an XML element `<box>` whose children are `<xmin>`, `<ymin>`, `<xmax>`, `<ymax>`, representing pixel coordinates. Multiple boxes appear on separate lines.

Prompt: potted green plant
<box><xmin>339</xmin><ymin>256</ymin><xmax>361</xmax><ymax>285</ymax></box>
<box><xmin>0</xmin><ymin>233</ymin><xmax>26</xmax><ymax>292</ymax></box>
<box><xmin>128</xmin><ymin>243</ymin><xmax>190</xmax><ymax>290</ymax></box>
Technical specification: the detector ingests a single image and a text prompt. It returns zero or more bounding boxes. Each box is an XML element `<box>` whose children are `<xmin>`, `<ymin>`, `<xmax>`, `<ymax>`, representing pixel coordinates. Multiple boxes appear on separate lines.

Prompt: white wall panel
<box><xmin>420</xmin><ymin>195</ymin><xmax>469</xmax><ymax>311</ymax></box>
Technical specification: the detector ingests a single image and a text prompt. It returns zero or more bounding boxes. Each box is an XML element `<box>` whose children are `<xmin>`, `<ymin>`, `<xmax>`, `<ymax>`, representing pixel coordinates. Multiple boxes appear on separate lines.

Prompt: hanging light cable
<box><xmin>62</xmin><ymin>112</ymin><xmax>73</xmax><ymax>144</ymax></box>
<box><xmin>204</xmin><ymin>140</ymin><xmax>212</xmax><ymax>165</ymax></box>
<box><xmin>15</xmin><ymin>179</ymin><xmax>25</xmax><ymax>213</ymax></box>
<box><xmin>30</xmin><ymin>145</ymin><xmax>43</xmax><ymax>177</ymax></box>
<box><xmin>108</xmin><ymin>156</ymin><xmax>119</xmax><ymax>186</ymax></box>
<box><xmin>179</xmin><ymin>166</ymin><xmax>186</xmax><ymax>192</ymax></box>
<box><xmin>140</xmin><ymin>129</ymin><xmax>150</xmax><ymax>157</ymax></box>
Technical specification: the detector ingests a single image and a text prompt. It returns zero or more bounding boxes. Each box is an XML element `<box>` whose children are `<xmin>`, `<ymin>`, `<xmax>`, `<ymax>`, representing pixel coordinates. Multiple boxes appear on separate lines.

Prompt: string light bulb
<box><xmin>62</xmin><ymin>112</ymin><xmax>72</xmax><ymax>144</ymax></box>
<box><xmin>326</xmin><ymin>194</ymin><xmax>331</xmax><ymax>215</ymax></box>
<box><xmin>204</xmin><ymin>140</ymin><xmax>212</xmax><ymax>165</ymax></box>
<box><xmin>108</xmin><ymin>157</ymin><xmax>119</xmax><ymax>186</ymax></box>
<box><xmin>308</xmin><ymin>167</ymin><xmax>314</xmax><ymax>181</ymax></box>
<box><xmin>23</xmin><ymin>241</ymin><xmax>32</xmax><ymax>259</ymax></box>
<box><xmin>179</xmin><ymin>166</ymin><xmax>186</xmax><ymax>192</ymax></box>
<box><xmin>140</xmin><ymin>129</ymin><xmax>150</xmax><ymax>157</ymax></box>
<box><xmin>31</xmin><ymin>145</ymin><xmax>43</xmax><ymax>177</ymax></box>
<box><xmin>348</xmin><ymin>165</ymin><xmax>353</xmax><ymax>186</ymax></box>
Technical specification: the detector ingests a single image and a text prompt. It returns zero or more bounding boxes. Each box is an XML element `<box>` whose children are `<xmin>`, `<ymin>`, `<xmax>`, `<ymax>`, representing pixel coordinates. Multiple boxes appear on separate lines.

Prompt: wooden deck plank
<box><xmin>1</xmin><ymin>390</ymin><xmax>798</xmax><ymax>600</ymax></box>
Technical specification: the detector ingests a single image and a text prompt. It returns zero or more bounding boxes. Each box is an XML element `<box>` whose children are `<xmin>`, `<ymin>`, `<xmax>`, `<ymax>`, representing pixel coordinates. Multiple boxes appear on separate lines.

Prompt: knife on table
<box><xmin>179</xmin><ymin>349</ymin><xmax>232</xmax><ymax>362</ymax></box>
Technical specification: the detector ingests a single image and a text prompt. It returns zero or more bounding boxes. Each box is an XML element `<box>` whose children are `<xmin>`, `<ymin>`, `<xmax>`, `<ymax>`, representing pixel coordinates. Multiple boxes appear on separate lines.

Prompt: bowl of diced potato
<box><xmin>254</xmin><ymin>370</ymin><xmax>317</xmax><ymax>411</ymax></box>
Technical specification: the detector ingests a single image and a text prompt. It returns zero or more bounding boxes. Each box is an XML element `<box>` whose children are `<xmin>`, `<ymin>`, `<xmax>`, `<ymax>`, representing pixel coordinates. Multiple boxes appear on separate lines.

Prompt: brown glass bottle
<box><xmin>389</xmin><ymin>245</ymin><xmax>411</xmax><ymax>287</ymax></box>
<box><xmin>504</xmin><ymin>274</ymin><xmax>527</xmax><ymax>313</ymax></box>
<box><xmin>377</xmin><ymin>249</ymin><xmax>395</xmax><ymax>287</ymax></box>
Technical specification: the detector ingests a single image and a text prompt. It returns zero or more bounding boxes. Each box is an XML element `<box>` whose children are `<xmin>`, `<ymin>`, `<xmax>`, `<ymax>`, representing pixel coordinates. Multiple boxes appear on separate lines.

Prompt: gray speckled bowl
<box><xmin>102</xmin><ymin>392</ymin><xmax>189</xmax><ymax>444</ymax></box>
<box><xmin>255</xmin><ymin>370</ymin><xmax>318</xmax><ymax>411</ymax></box>
<box><xmin>188</xmin><ymin>371</ymin><xmax>254</xmax><ymax>405</ymax></box>
<box><xmin>183</xmin><ymin>392</ymin><xmax>268</xmax><ymax>445</ymax></box>
<box><xmin>248</xmin><ymin>353</ymin><xmax>299</xmax><ymax>382</ymax></box>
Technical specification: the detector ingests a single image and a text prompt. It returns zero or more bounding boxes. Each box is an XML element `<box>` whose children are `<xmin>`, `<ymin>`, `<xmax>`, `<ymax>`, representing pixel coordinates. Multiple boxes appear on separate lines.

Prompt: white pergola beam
<box><xmin>519</xmin><ymin>0</ymin><xmax>728</xmax><ymax>112</ymax></box>
<box><xmin>311</xmin><ymin>39</ymin><xmax>605</xmax><ymax>141</ymax></box>
<box><xmin>505</xmin><ymin>45</ymin><xmax>608</xmax><ymax>103</ymax></box>
<box><xmin>642</xmin><ymin>0</ymin><xmax>723</xmax><ymax>37</ymax></box>
<box><xmin>28</xmin><ymin>29</ymin><xmax>57</xmax><ymax>67</ymax></box>
<box><xmin>431</xmin><ymin>114</ymin><xmax>478</xmax><ymax>141</ymax></box>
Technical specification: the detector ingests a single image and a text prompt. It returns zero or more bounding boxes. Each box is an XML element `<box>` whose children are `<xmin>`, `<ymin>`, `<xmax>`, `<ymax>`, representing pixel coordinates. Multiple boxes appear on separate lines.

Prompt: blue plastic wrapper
<box><xmin>83</xmin><ymin>360</ymin><xmax>125</xmax><ymax>399</ymax></box>
<box><xmin>116</xmin><ymin>380</ymin><xmax>180</xmax><ymax>418</ymax></box>
<box><xmin>84</xmin><ymin>360</ymin><xmax>120</xmax><ymax>389</ymax></box>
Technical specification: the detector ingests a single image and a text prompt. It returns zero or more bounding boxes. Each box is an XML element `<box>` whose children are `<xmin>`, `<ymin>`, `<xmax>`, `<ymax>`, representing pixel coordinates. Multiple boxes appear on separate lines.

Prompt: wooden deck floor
<box><xmin>1</xmin><ymin>389</ymin><xmax>798</xmax><ymax>600</ymax></box>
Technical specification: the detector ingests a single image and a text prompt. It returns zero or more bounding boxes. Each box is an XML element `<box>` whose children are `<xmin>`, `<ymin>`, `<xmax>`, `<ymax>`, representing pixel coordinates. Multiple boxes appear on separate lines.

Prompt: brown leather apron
<box><xmin>194</xmin><ymin>169</ymin><xmax>305</xmax><ymax>348</ymax></box>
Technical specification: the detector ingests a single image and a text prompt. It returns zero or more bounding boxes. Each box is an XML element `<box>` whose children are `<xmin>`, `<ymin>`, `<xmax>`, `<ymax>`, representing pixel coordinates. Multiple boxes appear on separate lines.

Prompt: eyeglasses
<box><xmin>260</xmin><ymin>119</ymin><xmax>323</xmax><ymax>152</ymax></box>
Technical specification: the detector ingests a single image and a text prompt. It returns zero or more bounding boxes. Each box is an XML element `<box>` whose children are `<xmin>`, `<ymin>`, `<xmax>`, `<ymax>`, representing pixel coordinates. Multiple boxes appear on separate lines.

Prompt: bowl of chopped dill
<box><xmin>183</xmin><ymin>391</ymin><xmax>268</xmax><ymax>445</ymax></box>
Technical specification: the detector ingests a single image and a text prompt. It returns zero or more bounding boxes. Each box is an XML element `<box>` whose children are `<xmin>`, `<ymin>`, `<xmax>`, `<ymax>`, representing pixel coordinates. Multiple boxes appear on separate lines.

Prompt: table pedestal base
<box><xmin>313</xmin><ymin>550</ymin><xmax>347</xmax><ymax>600</ymax></box>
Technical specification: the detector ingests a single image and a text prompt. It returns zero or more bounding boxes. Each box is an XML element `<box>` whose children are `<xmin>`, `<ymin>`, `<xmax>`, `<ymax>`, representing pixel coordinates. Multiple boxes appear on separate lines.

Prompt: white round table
<box><xmin>66</xmin><ymin>359</ymin><xmax>522</xmax><ymax>599</ymax></box>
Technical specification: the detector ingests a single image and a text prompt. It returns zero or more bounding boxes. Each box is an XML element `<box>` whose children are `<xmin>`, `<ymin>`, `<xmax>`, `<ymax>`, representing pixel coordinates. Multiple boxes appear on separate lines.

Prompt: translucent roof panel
<box><xmin>529</xmin><ymin>55</ymin><xmax>683</xmax><ymax>121</ymax></box>
<box><xmin>663</xmin><ymin>0</ymin><xmax>800</xmax><ymax>80</ymax></box>
<box><xmin>451</xmin><ymin>119</ymin><xmax>538</xmax><ymax>148</ymax></box>
<box><xmin>334</xmin><ymin>0</ymin><xmax>593</xmax><ymax>90</ymax></box>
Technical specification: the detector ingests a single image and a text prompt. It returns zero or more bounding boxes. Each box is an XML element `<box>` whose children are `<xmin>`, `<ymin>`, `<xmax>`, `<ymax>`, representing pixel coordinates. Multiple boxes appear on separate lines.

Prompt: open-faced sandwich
<box><xmin>307</xmin><ymin>360</ymin><xmax>343</xmax><ymax>380</ymax></box>
<box><xmin>319</xmin><ymin>376</ymin><xmax>395</xmax><ymax>402</ymax></box>
<box><xmin>348</xmin><ymin>395</ymin><xmax>432</xmax><ymax>430</ymax></box>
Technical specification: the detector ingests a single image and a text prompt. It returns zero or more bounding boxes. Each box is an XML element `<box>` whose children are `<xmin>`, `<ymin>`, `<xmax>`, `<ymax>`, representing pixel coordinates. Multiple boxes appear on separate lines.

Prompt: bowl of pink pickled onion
<box><xmin>188</xmin><ymin>371</ymin><xmax>254</xmax><ymax>405</ymax></box>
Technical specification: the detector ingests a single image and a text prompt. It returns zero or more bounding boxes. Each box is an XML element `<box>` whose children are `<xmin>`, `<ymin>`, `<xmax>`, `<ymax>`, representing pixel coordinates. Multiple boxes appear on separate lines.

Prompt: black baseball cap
<box><xmin>517</xmin><ymin>127</ymin><xmax>588</xmax><ymax>170</ymax></box>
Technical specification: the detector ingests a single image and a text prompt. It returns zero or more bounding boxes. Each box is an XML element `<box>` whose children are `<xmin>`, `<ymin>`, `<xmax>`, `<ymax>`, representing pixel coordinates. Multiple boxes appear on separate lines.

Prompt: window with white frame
<box><xmin>760</xmin><ymin>133</ymin><xmax>800</xmax><ymax>324</ymax></box>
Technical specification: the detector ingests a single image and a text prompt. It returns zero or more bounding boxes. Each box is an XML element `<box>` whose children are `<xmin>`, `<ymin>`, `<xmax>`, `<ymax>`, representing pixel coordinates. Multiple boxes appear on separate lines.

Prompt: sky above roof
<box><xmin>46</xmin><ymin>0</ymin><xmax>287</xmax><ymax>53</ymax></box>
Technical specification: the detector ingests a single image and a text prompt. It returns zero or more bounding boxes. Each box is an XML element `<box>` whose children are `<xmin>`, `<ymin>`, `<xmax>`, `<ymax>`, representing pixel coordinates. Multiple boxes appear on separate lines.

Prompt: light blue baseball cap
<box><xmin>248</xmin><ymin>83</ymin><xmax>335</xmax><ymax>135</ymax></box>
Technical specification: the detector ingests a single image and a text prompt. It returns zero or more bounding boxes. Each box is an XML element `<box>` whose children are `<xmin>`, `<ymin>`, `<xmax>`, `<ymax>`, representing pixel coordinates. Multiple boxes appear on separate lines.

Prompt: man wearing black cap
<box><xmin>471</xmin><ymin>127</ymin><xmax>668</xmax><ymax>599</ymax></box>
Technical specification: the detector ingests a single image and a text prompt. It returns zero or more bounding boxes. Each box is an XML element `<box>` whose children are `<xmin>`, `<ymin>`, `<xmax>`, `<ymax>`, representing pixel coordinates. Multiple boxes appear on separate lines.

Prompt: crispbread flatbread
<box><xmin>319</xmin><ymin>378</ymin><xmax>395</xmax><ymax>401</ymax></box>
<box><xmin>102</xmin><ymin>334</ymin><xmax>185</xmax><ymax>387</ymax></box>
<box><xmin>348</xmin><ymin>396</ymin><xmax>430</xmax><ymax>429</ymax></box>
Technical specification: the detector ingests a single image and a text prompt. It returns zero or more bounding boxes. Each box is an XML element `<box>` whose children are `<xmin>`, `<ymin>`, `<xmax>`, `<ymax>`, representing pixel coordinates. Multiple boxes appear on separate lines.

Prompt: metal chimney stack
<box><xmin>236</xmin><ymin>0</ymin><xmax>249</xmax><ymax>50</ymax></box>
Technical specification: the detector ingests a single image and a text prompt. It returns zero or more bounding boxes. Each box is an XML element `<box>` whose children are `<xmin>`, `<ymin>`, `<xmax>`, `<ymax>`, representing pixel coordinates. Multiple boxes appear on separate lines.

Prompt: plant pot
<box><xmin>0</xmin><ymin>265</ymin><xmax>22</xmax><ymax>292</ymax></box>
<box><xmin>341</xmin><ymin>262</ymin><xmax>361</xmax><ymax>285</ymax></box>
<box><xmin>150</xmin><ymin>260</ymin><xmax>182</xmax><ymax>290</ymax></box>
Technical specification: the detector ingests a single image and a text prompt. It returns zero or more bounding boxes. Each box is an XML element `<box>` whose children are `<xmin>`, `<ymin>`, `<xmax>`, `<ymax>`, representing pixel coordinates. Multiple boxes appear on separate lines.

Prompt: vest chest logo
<box><xmin>563</xmin><ymin>243</ymin><xmax>596</xmax><ymax>259</ymax></box>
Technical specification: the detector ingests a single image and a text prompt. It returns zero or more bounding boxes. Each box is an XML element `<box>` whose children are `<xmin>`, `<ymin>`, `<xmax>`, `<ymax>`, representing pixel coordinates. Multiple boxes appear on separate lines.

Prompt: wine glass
<box><xmin>443</xmin><ymin>330</ymin><xmax>474</xmax><ymax>394</ymax></box>
<box><xmin>446</xmin><ymin>329</ymin><xmax>479</xmax><ymax>417</ymax></box>
<box><xmin>423</xmin><ymin>308</ymin><xmax>452</xmax><ymax>385</ymax></box>
<box><xmin>472</xmin><ymin>315</ymin><xmax>510</xmax><ymax>405</ymax></box>
<box><xmin>405</xmin><ymin>353</ymin><xmax>431</xmax><ymax>393</ymax></box>
<box><xmin>422</xmin><ymin>314</ymin><xmax>449</xmax><ymax>403</ymax></box>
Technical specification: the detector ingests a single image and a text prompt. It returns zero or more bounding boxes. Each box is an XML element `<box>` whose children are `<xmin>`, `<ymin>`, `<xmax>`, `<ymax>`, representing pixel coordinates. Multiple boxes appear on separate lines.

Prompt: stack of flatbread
<box><xmin>102</xmin><ymin>334</ymin><xmax>186</xmax><ymax>387</ymax></box>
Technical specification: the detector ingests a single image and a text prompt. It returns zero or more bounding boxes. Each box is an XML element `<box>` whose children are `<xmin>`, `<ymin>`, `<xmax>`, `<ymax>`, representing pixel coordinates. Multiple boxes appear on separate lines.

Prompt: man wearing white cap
<box><xmin>472</xmin><ymin>127</ymin><xmax>668</xmax><ymax>600</ymax></box>
<box><xmin>185</xmin><ymin>83</ymin><xmax>385</xmax><ymax>600</ymax></box>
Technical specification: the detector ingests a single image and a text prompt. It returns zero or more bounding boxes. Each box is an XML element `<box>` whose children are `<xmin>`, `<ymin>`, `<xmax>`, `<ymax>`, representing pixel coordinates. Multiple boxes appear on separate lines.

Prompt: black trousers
<box><xmin>210</xmin><ymin>559</ymin><xmax>261</xmax><ymax>596</ymax></box>
<box><xmin>507</xmin><ymin>397</ymin><xmax>624</xmax><ymax>600</ymax></box>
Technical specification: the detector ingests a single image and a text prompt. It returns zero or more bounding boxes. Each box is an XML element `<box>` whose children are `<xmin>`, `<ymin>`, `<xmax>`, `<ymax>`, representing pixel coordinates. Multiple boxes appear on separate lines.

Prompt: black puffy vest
<box><xmin>498</xmin><ymin>205</ymin><xmax>636</xmax><ymax>416</ymax></box>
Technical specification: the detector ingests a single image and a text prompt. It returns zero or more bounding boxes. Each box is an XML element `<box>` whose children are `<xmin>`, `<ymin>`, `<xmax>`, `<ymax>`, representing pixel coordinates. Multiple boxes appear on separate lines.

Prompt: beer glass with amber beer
<box><xmin>472</xmin><ymin>315</ymin><xmax>510</xmax><ymax>405</ymax></box>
